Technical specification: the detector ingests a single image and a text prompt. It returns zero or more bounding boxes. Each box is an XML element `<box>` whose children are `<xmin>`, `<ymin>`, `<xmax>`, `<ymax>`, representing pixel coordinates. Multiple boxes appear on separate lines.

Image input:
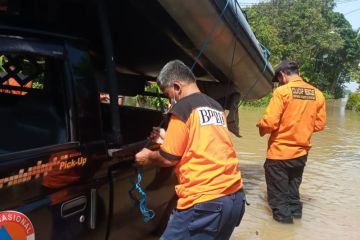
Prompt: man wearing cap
<box><xmin>256</xmin><ymin>60</ymin><xmax>326</xmax><ymax>223</ymax></box>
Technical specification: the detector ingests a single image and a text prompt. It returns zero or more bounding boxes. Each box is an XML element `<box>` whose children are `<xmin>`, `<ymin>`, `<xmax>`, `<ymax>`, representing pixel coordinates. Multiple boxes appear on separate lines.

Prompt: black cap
<box><xmin>272</xmin><ymin>60</ymin><xmax>299</xmax><ymax>82</ymax></box>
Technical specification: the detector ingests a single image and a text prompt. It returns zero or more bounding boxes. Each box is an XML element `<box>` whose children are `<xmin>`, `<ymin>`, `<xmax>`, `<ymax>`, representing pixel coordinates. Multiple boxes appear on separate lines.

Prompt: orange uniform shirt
<box><xmin>160</xmin><ymin>93</ymin><xmax>243</xmax><ymax>209</ymax></box>
<box><xmin>257</xmin><ymin>76</ymin><xmax>326</xmax><ymax>160</ymax></box>
<box><xmin>1</xmin><ymin>78</ymin><xmax>32</xmax><ymax>95</ymax></box>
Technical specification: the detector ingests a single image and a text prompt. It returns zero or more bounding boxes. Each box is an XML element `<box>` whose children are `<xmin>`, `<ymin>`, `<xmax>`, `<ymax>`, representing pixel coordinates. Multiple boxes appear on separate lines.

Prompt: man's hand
<box><xmin>256</xmin><ymin>121</ymin><xmax>265</xmax><ymax>136</ymax></box>
<box><xmin>135</xmin><ymin>148</ymin><xmax>152</xmax><ymax>166</ymax></box>
<box><xmin>149</xmin><ymin>127</ymin><xmax>166</xmax><ymax>144</ymax></box>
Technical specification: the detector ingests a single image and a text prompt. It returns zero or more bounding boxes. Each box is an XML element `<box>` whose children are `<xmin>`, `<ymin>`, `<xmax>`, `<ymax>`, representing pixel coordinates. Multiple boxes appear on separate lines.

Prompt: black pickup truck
<box><xmin>0</xmin><ymin>31</ymin><xmax>179</xmax><ymax>239</ymax></box>
<box><xmin>0</xmin><ymin>0</ymin><xmax>273</xmax><ymax>239</ymax></box>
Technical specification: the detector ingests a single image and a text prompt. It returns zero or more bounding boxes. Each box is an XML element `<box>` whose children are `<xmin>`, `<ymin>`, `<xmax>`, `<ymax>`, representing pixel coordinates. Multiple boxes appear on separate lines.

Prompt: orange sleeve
<box><xmin>257</xmin><ymin>89</ymin><xmax>285</xmax><ymax>136</ymax></box>
<box><xmin>314</xmin><ymin>92</ymin><xmax>326</xmax><ymax>132</ymax></box>
<box><xmin>160</xmin><ymin>115</ymin><xmax>189</xmax><ymax>161</ymax></box>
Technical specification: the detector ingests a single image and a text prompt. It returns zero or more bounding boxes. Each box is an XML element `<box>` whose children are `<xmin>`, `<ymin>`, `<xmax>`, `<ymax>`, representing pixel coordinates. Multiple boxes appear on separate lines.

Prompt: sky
<box><xmin>238</xmin><ymin>0</ymin><xmax>360</xmax><ymax>29</ymax></box>
<box><xmin>238</xmin><ymin>0</ymin><xmax>360</xmax><ymax>92</ymax></box>
<box><xmin>334</xmin><ymin>0</ymin><xmax>360</xmax><ymax>30</ymax></box>
<box><xmin>334</xmin><ymin>0</ymin><xmax>360</xmax><ymax>91</ymax></box>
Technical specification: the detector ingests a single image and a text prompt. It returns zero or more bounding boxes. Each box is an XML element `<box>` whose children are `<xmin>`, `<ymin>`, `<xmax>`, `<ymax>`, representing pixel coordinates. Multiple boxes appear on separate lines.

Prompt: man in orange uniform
<box><xmin>257</xmin><ymin>60</ymin><xmax>326</xmax><ymax>223</ymax></box>
<box><xmin>136</xmin><ymin>60</ymin><xmax>245</xmax><ymax>239</ymax></box>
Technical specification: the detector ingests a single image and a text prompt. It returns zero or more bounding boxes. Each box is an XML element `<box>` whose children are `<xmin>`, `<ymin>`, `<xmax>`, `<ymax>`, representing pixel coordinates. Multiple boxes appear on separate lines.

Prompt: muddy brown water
<box><xmin>231</xmin><ymin>98</ymin><xmax>360</xmax><ymax>240</ymax></box>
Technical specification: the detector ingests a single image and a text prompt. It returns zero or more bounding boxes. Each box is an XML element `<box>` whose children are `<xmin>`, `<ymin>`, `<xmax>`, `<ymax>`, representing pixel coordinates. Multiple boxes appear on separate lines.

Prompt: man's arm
<box><xmin>135</xmin><ymin>148</ymin><xmax>178</xmax><ymax>167</ymax></box>
<box><xmin>314</xmin><ymin>93</ymin><xmax>326</xmax><ymax>132</ymax></box>
<box><xmin>256</xmin><ymin>90</ymin><xmax>285</xmax><ymax>136</ymax></box>
<box><xmin>135</xmin><ymin>115</ymin><xmax>187</xmax><ymax>167</ymax></box>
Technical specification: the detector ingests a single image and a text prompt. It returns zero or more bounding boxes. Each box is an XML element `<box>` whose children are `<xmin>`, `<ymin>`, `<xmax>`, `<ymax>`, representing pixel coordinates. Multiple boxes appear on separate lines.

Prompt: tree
<box><xmin>245</xmin><ymin>0</ymin><xmax>360</xmax><ymax>97</ymax></box>
<box><xmin>323</xmin><ymin>12</ymin><xmax>360</xmax><ymax>97</ymax></box>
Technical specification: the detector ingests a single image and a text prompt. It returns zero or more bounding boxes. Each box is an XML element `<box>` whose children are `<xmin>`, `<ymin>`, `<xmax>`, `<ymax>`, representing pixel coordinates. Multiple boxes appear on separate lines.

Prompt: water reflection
<box><xmin>231</xmin><ymin>99</ymin><xmax>360</xmax><ymax>240</ymax></box>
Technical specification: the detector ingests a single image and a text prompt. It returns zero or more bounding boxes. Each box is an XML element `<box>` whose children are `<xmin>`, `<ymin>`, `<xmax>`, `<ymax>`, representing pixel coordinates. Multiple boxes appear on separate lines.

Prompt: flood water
<box><xmin>230</xmin><ymin>99</ymin><xmax>360</xmax><ymax>240</ymax></box>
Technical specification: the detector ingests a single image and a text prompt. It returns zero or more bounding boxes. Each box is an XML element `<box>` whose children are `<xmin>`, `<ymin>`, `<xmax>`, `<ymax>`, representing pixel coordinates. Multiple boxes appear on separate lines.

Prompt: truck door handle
<box><xmin>61</xmin><ymin>196</ymin><xmax>87</xmax><ymax>218</ymax></box>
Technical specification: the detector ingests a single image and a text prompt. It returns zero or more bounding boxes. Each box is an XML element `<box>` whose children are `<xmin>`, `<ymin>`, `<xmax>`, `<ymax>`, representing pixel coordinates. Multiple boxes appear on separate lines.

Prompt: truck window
<box><xmin>0</xmin><ymin>53</ymin><xmax>67</xmax><ymax>154</ymax></box>
<box><xmin>98</xmin><ymin>80</ymin><xmax>168</xmax><ymax>145</ymax></box>
<box><xmin>122</xmin><ymin>82</ymin><xmax>169</xmax><ymax>111</ymax></box>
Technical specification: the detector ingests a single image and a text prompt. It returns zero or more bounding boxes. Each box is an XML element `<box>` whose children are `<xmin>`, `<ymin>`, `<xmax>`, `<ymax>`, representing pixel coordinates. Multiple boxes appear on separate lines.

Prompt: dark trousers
<box><xmin>160</xmin><ymin>190</ymin><xmax>246</xmax><ymax>240</ymax></box>
<box><xmin>264</xmin><ymin>155</ymin><xmax>307</xmax><ymax>218</ymax></box>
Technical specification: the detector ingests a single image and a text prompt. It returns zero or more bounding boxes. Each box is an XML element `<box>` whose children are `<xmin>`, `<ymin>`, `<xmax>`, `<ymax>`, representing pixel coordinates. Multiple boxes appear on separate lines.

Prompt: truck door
<box><xmin>0</xmin><ymin>37</ymin><xmax>107</xmax><ymax>240</ymax></box>
<box><xmin>98</xmin><ymin>93</ymin><xmax>178</xmax><ymax>239</ymax></box>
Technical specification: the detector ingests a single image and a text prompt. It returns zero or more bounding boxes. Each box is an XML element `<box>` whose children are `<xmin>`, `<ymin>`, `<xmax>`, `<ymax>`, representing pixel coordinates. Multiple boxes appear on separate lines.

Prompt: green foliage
<box><xmin>322</xmin><ymin>91</ymin><xmax>334</xmax><ymax>100</ymax></box>
<box><xmin>242</xmin><ymin>94</ymin><xmax>271</xmax><ymax>107</ymax></box>
<box><xmin>241</xmin><ymin>90</ymin><xmax>334</xmax><ymax>108</ymax></box>
<box><xmin>32</xmin><ymin>81</ymin><xmax>44</xmax><ymax>89</ymax></box>
<box><xmin>0</xmin><ymin>55</ymin><xmax>45</xmax><ymax>89</ymax></box>
<box><xmin>123</xmin><ymin>96</ymin><xmax>138</xmax><ymax>106</ymax></box>
<box><xmin>245</xmin><ymin>0</ymin><xmax>360</xmax><ymax>98</ymax></box>
<box><xmin>0</xmin><ymin>55</ymin><xmax>5</xmax><ymax>72</ymax></box>
<box><xmin>346</xmin><ymin>93</ymin><xmax>360</xmax><ymax>112</ymax></box>
<box><xmin>351</xmin><ymin>69</ymin><xmax>360</xmax><ymax>83</ymax></box>
<box><xmin>134</xmin><ymin>83</ymin><xmax>169</xmax><ymax>111</ymax></box>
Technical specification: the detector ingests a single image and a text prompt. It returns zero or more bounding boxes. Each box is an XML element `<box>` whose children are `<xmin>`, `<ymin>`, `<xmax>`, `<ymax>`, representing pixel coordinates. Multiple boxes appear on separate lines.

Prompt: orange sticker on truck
<box><xmin>0</xmin><ymin>153</ymin><xmax>87</xmax><ymax>189</ymax></box>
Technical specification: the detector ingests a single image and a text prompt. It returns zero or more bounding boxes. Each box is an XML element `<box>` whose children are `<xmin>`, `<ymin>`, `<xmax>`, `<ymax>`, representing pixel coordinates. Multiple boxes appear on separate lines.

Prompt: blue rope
<box><xmin>128</xmin><ymin>168</ymin><xmax>155</xmax><ymax>223</ymax></box>
<box><xmin>191</xmin><ymin>0</ymin><xmax>231</xmax><ymax>71</ymax></box>
<box><xmin>259</xmin><ymin>43</ymin><xmax>271</xmax><ymax>72</ymax></box>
